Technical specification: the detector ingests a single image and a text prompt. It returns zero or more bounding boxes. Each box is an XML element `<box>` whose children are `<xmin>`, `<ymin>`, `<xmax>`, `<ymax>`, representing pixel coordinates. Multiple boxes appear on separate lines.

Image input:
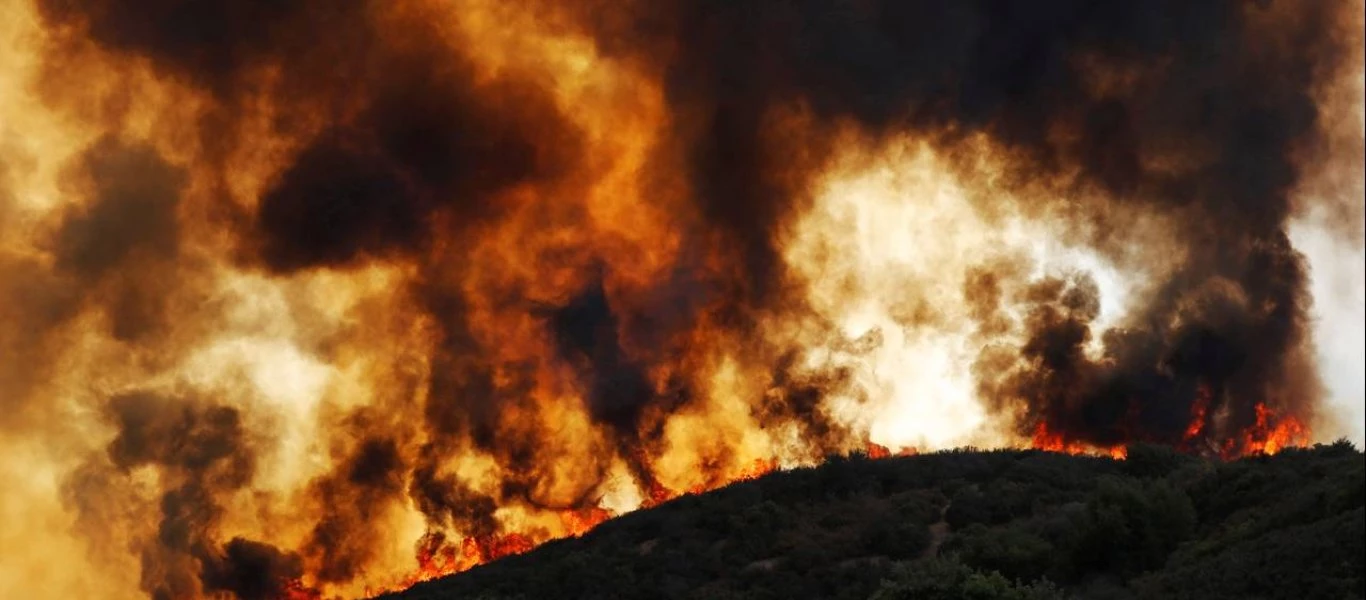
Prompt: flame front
<box><xmin>0</xmin><ymin>0</ymin><xmax>1361</xmax><ymax>598</ymax></box>
<box><xmin>1235</xmin><ymin>404</ymin><xmax>1312</xmax><ymax>457</ymax></box>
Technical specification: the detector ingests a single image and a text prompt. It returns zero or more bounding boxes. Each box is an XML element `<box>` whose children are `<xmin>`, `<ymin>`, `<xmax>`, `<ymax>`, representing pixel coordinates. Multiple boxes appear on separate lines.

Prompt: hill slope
<box><xmin>379</xmin><ymin>443</ymin><xmax>1365</xmax><ymax>600</ymax></box>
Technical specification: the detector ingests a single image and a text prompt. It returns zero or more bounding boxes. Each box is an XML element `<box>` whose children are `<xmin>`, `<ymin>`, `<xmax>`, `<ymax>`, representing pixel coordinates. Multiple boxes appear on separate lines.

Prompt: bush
<box><xmin>865</xmin><ymin>518</ymin><xmax>931</xmax><ymax>559</ymax></box>
<box><xmin>868</xmin><ymin>558</ymin><xmax>1064</xmax><ymax>600</ymax></box>
<box><xmin>1073</xmin><ymin>476</ymin><xmax>1196</xmax><ymax>576</ymax></box>
<box><xmin>943</xmin><ymin>524</ymin><xmax>1057</xmax><ymax>582</ymax></box>
<box><xmin>1122</xmin><ymin>443</ymin><xmax>1191</xmax><ymax>479</ymax></box>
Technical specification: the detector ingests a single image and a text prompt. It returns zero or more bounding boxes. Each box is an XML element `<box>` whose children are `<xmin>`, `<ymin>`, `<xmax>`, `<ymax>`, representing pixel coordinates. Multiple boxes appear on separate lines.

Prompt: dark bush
<box><xmin>868</xmin><ymin>558</ymin><xmax>1064</xmax><ymax>600</ymax></box>
<box><xmin>1122</xmin><ymin>443</ymin><xmax>1192</xmax><ymax>479</ymax></box>
<box><xmin>1073</xmin><ymin>476</ymin><xmax>1197</xmax><ymax>576</ymax></box>
<box><xmin>943</xmin><ymin>524</ymin><xmax>1057</xmax><ymax>582</ymax></box>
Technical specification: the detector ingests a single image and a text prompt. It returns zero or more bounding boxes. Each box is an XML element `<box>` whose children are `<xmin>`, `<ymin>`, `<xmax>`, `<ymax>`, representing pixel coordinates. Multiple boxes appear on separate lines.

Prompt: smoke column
<box><xmin>0</xmin><ymin>0</ymin><xmax>1361</xmax><ymax>597</ymax></box>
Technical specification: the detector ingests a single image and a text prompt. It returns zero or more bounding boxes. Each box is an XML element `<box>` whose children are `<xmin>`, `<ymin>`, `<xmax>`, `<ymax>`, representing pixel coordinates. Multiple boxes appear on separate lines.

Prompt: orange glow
<box><xmin>393</xmin><ymin>531</ymin><xmax>544</xmax><ymax>590</ymax></box>
<box><xmin>643</xmin><ymin>480</ymin><xmax>675</xmax><ymax>509</ymax></box>
<box><xmin>1185</xmin><ymin>384</ymin><xmax>1212</xmax><ymax>442</ymax></box>
<box><xmin>280</xmin><ymin>581</ymin><xmax>322</xmax><ymax>600</ymax></box>
<box><xmin>362</xmin><ymin>451</ymin><xmax>818</xmax><ymax>594</ymax></box>
<box><xmin>477</xmin><ymin>534</ymin><xmax>537</xmax><ymax>562</ymax></box>
<box><xmin>1237</xmin><ymin>403</ymin><xmax>1312</xmax><ymax>456</ymax></box>
<box><xmin>559</xmin><ymin>507</ymin><xmax>614</xmax><ymax>538</ymax></box>
<box><xmin>1030</xmin><ymin>398</ymin><xmax>1314</xmax><ymax>462</ymax></box>
<box><xmin>1031</xmin><ymin>422</ymin><xmax>1128</xmax><ymax>460</ymax></box>
<box><xmin>737</xmin><ymin>457</ymin><xmax>781</xmax><ymax>481</ymax></box>
<box><xmin>0</xmin><ymin>0</ymin><xmax>1352</xmax><ymax>597</ymax></box>
<box><xmin>383</xmin><ymin>402</ymin><xmax>1314</xmax><ymax>593</ymax></box>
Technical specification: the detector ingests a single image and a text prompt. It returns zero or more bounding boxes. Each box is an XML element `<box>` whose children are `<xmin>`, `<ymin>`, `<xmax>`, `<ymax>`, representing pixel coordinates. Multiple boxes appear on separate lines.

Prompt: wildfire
<box><xmin>1030</xmin><ymin>422</ymin><xmax>1129</xmax><ymax>460</ymax></box>
<box><xmin>862</xmin><ymin>442</ymin><xmax>920</xmax><ymax>459</ymax></box>
<box><xmin>0</xmin><ymin>0</ymin><xmax>1355</xmax><ymax>599</ymax></box>
<box><xmin>1231</xmin><ymin>403</ymin><xmax>1312</xmax><ymax>457</ymax></box>
<box><xmin>367</xmin><ymin>448</ymin><xmax>900</xmax><ymax>593</ymax></box>
<box><xmin>559</xmin><ymin>507</ymin><xmax>614</xmax><ymax>538</ymax></box>
<box><xmin>643</xmin><ymin>480</ymin><xmax>675</xmax><ymax>509</ymax></box>
<box><xmin>1184</xmin><ymin>384</ymin><xmax>1212</xmax><ymax>442</ymax></box>
<box><xmin>380</xmin><ymin>402</ymin><xmax>1314</xmax><ymax>595</ymax></box>
<box><xmin>1030</xmin><ymin>399</ymin><xmax>1314</xmax><ymax>462</ymax></box>
<box><xmin>1030</xmin><ymin>421</ymin><xmax>1068</xmax><ymax>452</ymax></box>
<box><xmin>865</xmin><ymin>442</ymin><xmax>891</xmax><ymax>459</ymax></box>
<box><xmin>380</xmin><ymin>456</ymin><xmax>789</xmax><ymax>590</ymax></box>
<box><xmin>388</xmin><ymin>530</ymin><xmax>544</xmax><ymax>591</ymax></box>
<box><xmin>280</xmin><ymin>580</ymin><xmax>322</xmax><ymax>600</ymax></box>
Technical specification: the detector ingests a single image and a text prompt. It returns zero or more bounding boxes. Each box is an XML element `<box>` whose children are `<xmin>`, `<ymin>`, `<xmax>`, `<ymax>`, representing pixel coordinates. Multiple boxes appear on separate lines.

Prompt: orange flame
<box><xmin>1184</xmin><ymin>384</ymin><xmax>1212</xmax><ymax>442</ymax></box>
<box><xmin>279</xmin><ymin>580</ymin><xmax>322</xmax><ymax>600</ymax></box>
<box><xmin>1236</xmin><ymin>403</ymin><xmax>1311</xmax><ymax>456</ymax></box>
<box><xmin>372</xmin><ymin>396</ymin><xmax>1315</xmax><ymax>597</ymax></box>
<box><xmin>1031</xmin><ymin>421</ymin><xmax>1128</xmax><ymax>460</ymax></box>
<box><xmin>865</xmin><ymin>442</ymin><xmax>891</xmax><ymax>459</ymax></box>
<box><xmin>390</xmin><ymin>530</ymin><xmax>546</xmax><ymax>592</ymax></box>
<box><xmin>375</xmin><ymin>401</ymin><xmax>1307</xmax><ymax>596</ymax></box>
<box><xmin>643</xmin><ymin>479</ymin><xmax>676</xmax><ymax>509</ymax></box>
<box><xmin>1031</xmin><ymin>395</ymin><xmax>1313</xmax><ymax>462</ymax></box>
<box><xmin>737</xmin><ymin>457</ymin><xmax>781</xmax><ymax>481</ymax></box>
<box><xmin>373</xmin><ymin>449</ymin><xmax>858</xmax><ymax>593</ymax></box>
<box><xmin>559</xmin><ymin>507</ymin><xmax>614</xmax><ymax>538</ymax></box>
<box><xmin>374</xmin><ymin>404</ymin><xmax>1317</xmax><ymax>596</ymax></box>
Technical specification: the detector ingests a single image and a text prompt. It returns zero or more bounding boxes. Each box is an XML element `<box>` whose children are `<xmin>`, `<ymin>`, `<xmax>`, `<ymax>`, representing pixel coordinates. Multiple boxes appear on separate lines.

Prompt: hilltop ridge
<box><xmin>379</xmin><ymin>443</ymin><xmax>1365</xmax><ymax>600</ymax></box>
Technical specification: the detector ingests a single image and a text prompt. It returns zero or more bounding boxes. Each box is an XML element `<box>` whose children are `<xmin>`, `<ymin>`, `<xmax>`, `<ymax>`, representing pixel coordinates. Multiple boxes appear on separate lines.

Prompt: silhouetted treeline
<box><xmin>380</xmin><ymin>441</ymin><xmax>1365</xmax><ymax>600</ymax></box>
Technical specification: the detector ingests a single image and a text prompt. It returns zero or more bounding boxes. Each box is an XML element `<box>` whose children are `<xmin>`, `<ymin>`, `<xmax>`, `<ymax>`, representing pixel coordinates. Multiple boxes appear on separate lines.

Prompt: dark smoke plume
<box><xmin>591</xmin><ymin>0</ymin><xmax>1343</xmax><ymax>447</ymax></box>
<box><xmin>68</xmin><ymin>391</ymin><xmax>306</xmax><ymax>599</ymax></box>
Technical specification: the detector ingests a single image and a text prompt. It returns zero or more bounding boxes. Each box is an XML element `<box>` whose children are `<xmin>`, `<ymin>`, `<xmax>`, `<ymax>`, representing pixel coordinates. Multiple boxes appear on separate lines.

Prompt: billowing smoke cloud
<box><xmin>64</xmin><ymin>390</ymin><xmax>304</xmax><ymax>599</ymax></box>
<box><xmin>0</xmin><ymin>0</ymin><xmax>1360</xmax><ymax>597</ymax></box>
<box><xmin>596</xmin><ymin>0</ymin><xmax>1345</xmax><ymax>449</ymax></box>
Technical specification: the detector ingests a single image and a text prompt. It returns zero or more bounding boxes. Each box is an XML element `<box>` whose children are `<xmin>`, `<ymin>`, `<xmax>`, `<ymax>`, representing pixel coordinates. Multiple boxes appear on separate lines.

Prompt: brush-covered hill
<box><xmin>379</xmin><ymin>442</ymin><xmax>1365</xmax><ymax>600</ymax></box>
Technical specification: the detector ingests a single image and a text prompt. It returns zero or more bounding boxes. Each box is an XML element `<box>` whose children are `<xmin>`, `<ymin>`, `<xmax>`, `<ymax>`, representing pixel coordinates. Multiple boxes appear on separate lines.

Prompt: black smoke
<box><xmin>81</xmin><ymin>391</ymin><xmax>309</xmax><ymax>599</ymax></box>
<box><xmin>590</xmin><ymin>0</ymin><xmax>1341</xmax><ymax>447</ymax></box>
<box><xmin>550</xmin><ymin>276</ymin><xmax>655</xmax><ymax>430</ymax></box>
<box><xmin>201</xmin><ymin>537</ymin><xmax>307</xmax><ymax>600</ymax></box>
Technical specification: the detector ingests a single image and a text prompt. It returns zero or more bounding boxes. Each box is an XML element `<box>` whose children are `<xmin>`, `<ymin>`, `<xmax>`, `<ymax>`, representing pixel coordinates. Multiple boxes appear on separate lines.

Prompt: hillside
<box><xmin>378</xmin><ymin>443</ymin><xmax>1365</xmax><ymax>600</ymax></box>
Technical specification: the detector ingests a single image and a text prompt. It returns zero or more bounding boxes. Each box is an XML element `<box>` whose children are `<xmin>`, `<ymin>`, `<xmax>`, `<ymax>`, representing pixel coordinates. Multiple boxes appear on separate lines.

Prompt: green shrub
<box><xmin>1073</xmin><ymin>476</ymin><xmax>1196</xmax><ymax>576</ymax></box>
<box><xmin>943</xmin><ymin>524</ymin><xmax>1057</xmax><ymax>581</ymax></box>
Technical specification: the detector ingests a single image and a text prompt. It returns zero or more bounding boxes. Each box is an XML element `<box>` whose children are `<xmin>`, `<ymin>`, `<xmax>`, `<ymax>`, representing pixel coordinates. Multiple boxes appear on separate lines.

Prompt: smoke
<box><xmin>0</xmin><ymin>0</ymin><xmax>1360</xmax><ymax>597</ymax></box>
<box><xmin>609</xmin><ymin>0</ymin><xmax>1350</xmax><ymax>448</ymax></box>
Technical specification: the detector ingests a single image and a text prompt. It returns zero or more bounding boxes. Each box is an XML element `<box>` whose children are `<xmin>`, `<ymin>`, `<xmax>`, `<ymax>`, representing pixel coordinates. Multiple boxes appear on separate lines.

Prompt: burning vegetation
<box><xmin>0</xmin><ymin>0</ymin><xmax>1361</xmax><ymax>598</ymax></box>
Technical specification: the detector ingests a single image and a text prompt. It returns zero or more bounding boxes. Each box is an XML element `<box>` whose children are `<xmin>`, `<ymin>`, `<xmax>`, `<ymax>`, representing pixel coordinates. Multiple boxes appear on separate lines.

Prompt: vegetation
<box><xmin>378</xmin><ymin>441</ymin><xmax>1364</xmax><ymax>600</ymax></box>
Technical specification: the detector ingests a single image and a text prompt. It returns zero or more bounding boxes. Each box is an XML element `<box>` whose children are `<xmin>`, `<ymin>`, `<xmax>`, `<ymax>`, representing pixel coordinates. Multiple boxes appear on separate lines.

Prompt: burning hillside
<box><xmin>0</xmin><ymin>0</ymin><xmax>1361</xmax><ymax>598</ymax></box>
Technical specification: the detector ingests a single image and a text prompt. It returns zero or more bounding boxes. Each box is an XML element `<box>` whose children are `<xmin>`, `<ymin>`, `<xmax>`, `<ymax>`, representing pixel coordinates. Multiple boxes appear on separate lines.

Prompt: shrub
<box><xmin>869</xmin><ymin>558</ymin><xmax>1064</xmax><ymax>600</ymax></box>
